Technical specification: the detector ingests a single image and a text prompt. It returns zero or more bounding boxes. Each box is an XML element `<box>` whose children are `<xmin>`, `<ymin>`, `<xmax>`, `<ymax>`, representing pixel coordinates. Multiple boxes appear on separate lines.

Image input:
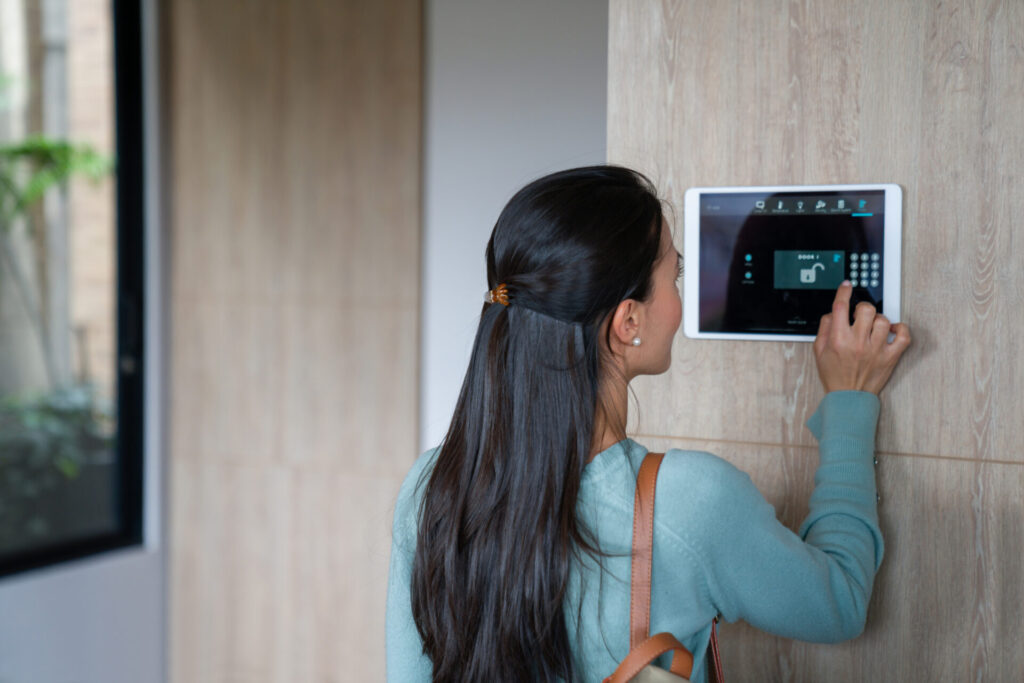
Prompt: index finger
<box><xmin>830</xmin><ymin>281</ymin><xmax>853</xmax><ymax>334</ymax></box>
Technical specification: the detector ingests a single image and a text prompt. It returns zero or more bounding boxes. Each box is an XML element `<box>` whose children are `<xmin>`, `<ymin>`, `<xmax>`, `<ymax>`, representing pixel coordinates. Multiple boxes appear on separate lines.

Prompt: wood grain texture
<box><xmin>610</xmin><ymin>0</ymin><xmax>1024</xmax><ymax>463</ymax></box>
<box><xmin>170</xmin><ymin>459</ymin><xmax>404</xmax><ymax>682</ymax></box>
<box><xmin>638</xmin><ymin>435</ymin><xmax>1024</xmax><ymax>681</ymax></box>
<box><xmin>165</xmin><ymin>0</ymin><xmax>421</xmax><ymax>681</ymax></box>
<box><xmin>610</xmin><ymin>0</ymin><xmax>1024</xmax><ymax>678</ymax></box>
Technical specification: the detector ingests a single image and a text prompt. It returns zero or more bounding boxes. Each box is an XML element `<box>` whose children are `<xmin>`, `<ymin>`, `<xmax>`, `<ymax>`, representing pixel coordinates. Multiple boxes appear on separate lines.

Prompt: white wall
<box><xmin>0</xmin><ymin>1</ymin><xmax>166</xmax><ymax>681</ymax></box>
<box><xmin>421</xmin><ymin>0</ymin><xmax>609</xmax><ymax>450</ymax></box>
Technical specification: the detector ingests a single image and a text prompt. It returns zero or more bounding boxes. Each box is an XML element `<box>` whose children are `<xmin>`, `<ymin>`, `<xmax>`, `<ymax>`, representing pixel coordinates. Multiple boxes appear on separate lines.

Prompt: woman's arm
<box><xmin>385</xmin><ymin>525</ymin><xmax>432</xmax><ymax>680</ymax></box>
<box><xmin>693</xmin><ymin>280</ymin><xmax>909</xmax><ymax>641</ymax></box>
<box><xmin>687</xmin><ymin>391</ymin><xmax>883</xmax><ymax>642</ymax></box>
<box><xmin>385</xmin><ymin>454</ymin><xmax>435</xmax><ymax>681</ymax></box>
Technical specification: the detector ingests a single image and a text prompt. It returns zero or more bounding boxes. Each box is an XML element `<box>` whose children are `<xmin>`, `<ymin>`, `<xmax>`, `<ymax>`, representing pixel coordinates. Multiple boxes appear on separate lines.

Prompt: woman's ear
<box><xmin>608</xmin><ymin>298</ymin><xmax>643</xmax><ymax>348</ymax></box>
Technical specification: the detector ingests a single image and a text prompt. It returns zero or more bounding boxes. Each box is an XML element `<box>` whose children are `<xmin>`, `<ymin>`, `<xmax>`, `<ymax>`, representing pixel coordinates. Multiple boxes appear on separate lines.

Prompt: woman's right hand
<box><xmin>813</xmin><ymin>281</ymin><xmax>911</xmax><ymax>395</ymax></box>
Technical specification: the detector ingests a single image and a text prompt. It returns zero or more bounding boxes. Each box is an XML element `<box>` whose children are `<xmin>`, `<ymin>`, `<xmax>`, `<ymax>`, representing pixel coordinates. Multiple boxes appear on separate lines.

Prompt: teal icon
<box><xmin>745</xmin><ymin>253</ymin><xmax>752</xmax><ymax>262</ymax></box>
<box><xmin>745</xmin><ymin>271</ymin><xmax>752</xmax><ymax>279</ymax></box>
<box><xmin>800</xmin><ymin>263</ymin><xmax>826</xmax><ymax>283</ymax></box>
<box><xmin>773</xmin><ymin>250</ymin><xmax>845</xmax><ymax>290</ymax></box>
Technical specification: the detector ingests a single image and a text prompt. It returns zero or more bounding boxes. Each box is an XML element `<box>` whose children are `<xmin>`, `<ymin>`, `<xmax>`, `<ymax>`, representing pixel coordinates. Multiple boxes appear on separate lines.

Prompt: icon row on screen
<box><xmin>753</xmin><ymin>198</ymin><xmax>871</xmax><ymax>211</ymax></box>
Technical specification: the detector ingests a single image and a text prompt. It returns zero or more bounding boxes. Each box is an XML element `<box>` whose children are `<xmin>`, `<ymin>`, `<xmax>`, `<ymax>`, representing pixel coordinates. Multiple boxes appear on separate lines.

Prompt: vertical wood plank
<box><xmin>166</xmin><ymin>0</ymin><xmax>422</xmax><ymax>680</ymax></box>
<box><xmin>611</xmin><ymin>0</ymin><xmax>1024</xmax><ymax>678</ymax></box>
<box><xmin>638</xmin><ymin>436</ymin><xmax>1024</xmax><ymax>680</ymax></box>
<box><xmin>612</xmin><ymin>0</ymin><xmax>1024</xmax><ymax>462</ymax></box>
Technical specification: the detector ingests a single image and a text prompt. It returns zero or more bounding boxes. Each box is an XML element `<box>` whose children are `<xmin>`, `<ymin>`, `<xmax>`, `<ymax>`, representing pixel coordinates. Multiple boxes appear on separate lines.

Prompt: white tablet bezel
<box><xmin>682</xmin><ymin>183</ymin><xmax>902</xmax><ymax>342</ymax></box>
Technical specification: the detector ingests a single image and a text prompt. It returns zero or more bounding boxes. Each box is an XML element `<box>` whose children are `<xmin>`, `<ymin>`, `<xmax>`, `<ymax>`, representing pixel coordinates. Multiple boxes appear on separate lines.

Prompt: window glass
<box><xmin>1</xmin><ymin>0</ymin><xmax>139</xmax><ymax>575</ymax></box>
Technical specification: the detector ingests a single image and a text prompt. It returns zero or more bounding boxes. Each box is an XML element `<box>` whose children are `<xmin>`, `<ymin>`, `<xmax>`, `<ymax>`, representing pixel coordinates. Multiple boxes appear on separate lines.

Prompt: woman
<box><xmin>386</xmin><ymin>166</ymin><xmax>911</xmax><ymax>682</ymax></box>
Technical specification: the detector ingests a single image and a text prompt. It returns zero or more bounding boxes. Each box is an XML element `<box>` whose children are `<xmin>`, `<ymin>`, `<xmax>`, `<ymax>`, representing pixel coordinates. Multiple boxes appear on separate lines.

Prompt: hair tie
<box><xmin>485</xmin><ymin>283</ymin><xmax>510</xmax><ymax>306</ymax></box>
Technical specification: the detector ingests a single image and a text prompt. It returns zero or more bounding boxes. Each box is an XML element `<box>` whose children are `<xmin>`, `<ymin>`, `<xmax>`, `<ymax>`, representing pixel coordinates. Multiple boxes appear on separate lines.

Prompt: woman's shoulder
<box><xmin>398</xmin><ymin>446</ymin><xmax>441</xmax><ymax>499</ymax></box>
<box><xmin>647</xmin><ymin>446</ymin><xmax>767</xmax><ymax>535</ymax></box>
<box><xmin>392</xmin><ymin>446</ymin><xmax>442</xmax><ymax>541</ymax></box>
<box><xmin>655</xmin><ymin>448</ymin><xmax>753</xmax><ymax>491</ymax></box>
<box><xmin>589</xmin><ymin>440</ymin><xmax>757</xmax><ymax>505</ymax></box>
<box><xmin>645</xmin><ymin>446</ymin><xmax>787</xmax><ymax>573</ymax></box>
<box><xmin>658</xmin><ymin>447</ymin><xmax>755</xmax><ymax>496</ymax></box>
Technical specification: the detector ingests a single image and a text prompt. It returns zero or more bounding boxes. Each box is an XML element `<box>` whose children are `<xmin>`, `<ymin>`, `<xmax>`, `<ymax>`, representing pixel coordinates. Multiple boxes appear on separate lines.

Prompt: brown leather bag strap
<box><xmin>603</xmin><ymin>631</ymin><xmax>694</xmax><ymax>683</ymax></box>
<box><xmin>629</xmin><ymin>452</ymin><xmax>724</xmax><ymax>682</ymax></box>
<box><xmin>630</xmin><ymin>452</ymin><xmax>666</xmax><ymax>649</ymax></box>
<box><xmin>708</xmin><ymin>617</ymin><xmax>724</xmax><ymax>683</ymax></box>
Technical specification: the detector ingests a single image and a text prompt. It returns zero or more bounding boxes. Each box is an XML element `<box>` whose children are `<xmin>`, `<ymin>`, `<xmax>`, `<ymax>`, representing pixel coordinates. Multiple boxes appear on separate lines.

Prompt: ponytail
<box><xmin>411</xmin><ymin>166</ymin><xmax>663</xmax><ymax>682</ymax></box>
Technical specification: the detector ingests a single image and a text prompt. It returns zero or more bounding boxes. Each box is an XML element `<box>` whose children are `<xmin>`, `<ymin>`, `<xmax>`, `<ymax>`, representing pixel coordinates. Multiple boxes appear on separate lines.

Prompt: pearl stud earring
<box><xmin>632</xmin><ymin>337</ymin><xmax>642</xmax><ymax>346</ymax></box>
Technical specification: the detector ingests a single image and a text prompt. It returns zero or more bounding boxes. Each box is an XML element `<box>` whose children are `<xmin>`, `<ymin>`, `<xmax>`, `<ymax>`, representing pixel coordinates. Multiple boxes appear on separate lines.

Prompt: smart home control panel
<box><xmin>683</xmin><ymin>184</ymin><xmax>902</xmax><ymax>341</ymax></box>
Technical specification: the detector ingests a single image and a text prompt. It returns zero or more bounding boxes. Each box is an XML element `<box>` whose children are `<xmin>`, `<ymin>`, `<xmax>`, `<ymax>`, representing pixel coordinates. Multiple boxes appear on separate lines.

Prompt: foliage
<box><xmin>0</xmin><ymin>73</ymin><xmax>114</xmax><ymax>227</ymax></box>
<box><xmin>0</xmin><ymin>384</ymin><xmax>115</xmax><ymax>545</ymax></box>
<box><xmin>0</xmin><ymin>76</ymin><xmax>119</xmax><ymax>555</ymax></box>
<box><xmin>0</xmin><ymin>135</ymin><xmax>114</xmax><ymax>228</ymax></box>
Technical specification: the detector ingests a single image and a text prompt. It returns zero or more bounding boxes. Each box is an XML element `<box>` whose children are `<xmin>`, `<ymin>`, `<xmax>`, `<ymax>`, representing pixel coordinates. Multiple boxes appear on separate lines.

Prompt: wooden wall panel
<box><xmin>610</xmin><ymin>0</ymin><xmax>1024</xmax><ymax>678</ymax></box>
<box><xmin>170</xmin><ymin>459</ymin><xmax>402</xmax><ymax>682</ymax></box>
<box><xmin>613</xmin><ymin>0</ymin><xmax>1024</xmax><ymax>464</ymax></box>
<box><xmin>165</xmin><ymin>1</ymin><xmax>421</xmax><ymax>681</ymax></box>
<box><xmin>641</xmin><ymin>436</ymin><xmax>1024</xmax><ymax>680</ymax></box>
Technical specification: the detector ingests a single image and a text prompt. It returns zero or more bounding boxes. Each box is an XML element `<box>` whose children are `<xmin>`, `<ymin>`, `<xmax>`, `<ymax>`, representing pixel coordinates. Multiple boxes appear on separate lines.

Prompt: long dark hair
<box><xmin>411</xmin><ymin>165</ymin><xmax>664</xmax><ymax>682</ymax></box>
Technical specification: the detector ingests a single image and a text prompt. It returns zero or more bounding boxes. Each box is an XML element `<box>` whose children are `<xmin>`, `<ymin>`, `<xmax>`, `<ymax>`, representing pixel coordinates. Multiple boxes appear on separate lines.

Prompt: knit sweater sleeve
<box><xmin>385</xmin><ymin>450</ymin><xmax>436</xmax><ymax>682</ymax></box>
<box><xmin>679</xmin><ymin>390</ymin><xmax>883</xmax><ymax>643</ymax></box>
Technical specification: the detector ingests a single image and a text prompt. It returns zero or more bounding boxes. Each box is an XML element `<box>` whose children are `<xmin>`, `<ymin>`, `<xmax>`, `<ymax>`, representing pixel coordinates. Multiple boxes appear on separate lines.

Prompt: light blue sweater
<box><xmin>386</xmin><ymin>391</ymin><xmax>882</xmax><ymax>682</ymax></box>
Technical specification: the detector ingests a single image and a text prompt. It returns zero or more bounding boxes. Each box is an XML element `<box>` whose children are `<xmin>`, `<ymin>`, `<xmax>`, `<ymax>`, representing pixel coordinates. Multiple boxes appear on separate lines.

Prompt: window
<box><xmin>0</xmin><ymin>0</ymin><xmax>144</xmax><ymax>577</ymax></box>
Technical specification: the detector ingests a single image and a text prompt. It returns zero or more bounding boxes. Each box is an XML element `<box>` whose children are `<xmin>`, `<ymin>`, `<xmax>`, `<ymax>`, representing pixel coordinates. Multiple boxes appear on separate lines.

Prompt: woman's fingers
<box><xmin>886</xmin><ymin>322</ymin><xmax>912</xmax><ymax>357</ymax></box>
<box><xmin>815</xmin><ymin>282</ymin><xmax>912</xmax><ymax>394</ymax></box>
<box><xmin>830</xmin><ymin>281</ymin><xmax>853</xmax><ymax>336</ymax></box>
<box><xmin>870</xmin><ymin>314</ymin><xmax>891</xmax><ymax>350</ymax></box>
<box><xmin>852</xmin><ymin>301</ymin><xmax>877</xmax><ymax>339</ymax></box>
<box><xmin>815</xmin><ymin>313</ymin><xmax>833</xmax><ymax>356</ymax></box>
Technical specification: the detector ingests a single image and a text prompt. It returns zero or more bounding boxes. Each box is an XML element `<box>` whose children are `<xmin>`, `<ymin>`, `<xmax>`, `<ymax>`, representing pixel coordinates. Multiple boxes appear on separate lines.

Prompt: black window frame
<box><xmin>0</xmin><ymin>0</ymin><xmax>146</xmax><ymax>578</ymax></box>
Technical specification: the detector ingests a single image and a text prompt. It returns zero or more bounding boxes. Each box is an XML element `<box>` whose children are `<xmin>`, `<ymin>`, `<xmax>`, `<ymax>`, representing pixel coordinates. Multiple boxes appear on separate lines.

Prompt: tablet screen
<box><xmin>698</xmin><ymin>190</ymin><xmax>885</xmax><ymax>335</ymax></box>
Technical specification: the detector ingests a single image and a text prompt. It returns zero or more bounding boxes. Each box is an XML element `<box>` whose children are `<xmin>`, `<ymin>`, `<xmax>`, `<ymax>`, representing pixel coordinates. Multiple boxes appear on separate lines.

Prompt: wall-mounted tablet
<box><xmin>683</xmin><ymin>184</ymin><xmax>902</xmax><ymax>342</ymax></box>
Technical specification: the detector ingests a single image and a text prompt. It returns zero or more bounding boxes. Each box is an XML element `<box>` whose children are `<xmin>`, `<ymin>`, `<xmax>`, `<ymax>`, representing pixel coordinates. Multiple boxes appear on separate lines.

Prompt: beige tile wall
<box><xmin>165</xmin><ymin>1</ymin><xmax>421</xmax><ymax>681</ymax></box>
<box><xmin>68</xmin><ymin>0</ymin><xmax>116</xmax><ymax>399</ymax></box>
<box><xmin>610</xmin><ymin>0</ymin><xmax>1024</xmax><ymax>679</ymax></box>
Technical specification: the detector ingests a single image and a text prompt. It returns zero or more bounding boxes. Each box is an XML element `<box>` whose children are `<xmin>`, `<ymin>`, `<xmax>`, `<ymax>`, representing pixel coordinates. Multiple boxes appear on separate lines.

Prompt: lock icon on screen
<box><xmin>800</xmin><ymin>263</ymin><xmax>825</xmax><ymax>283</ymax></box>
